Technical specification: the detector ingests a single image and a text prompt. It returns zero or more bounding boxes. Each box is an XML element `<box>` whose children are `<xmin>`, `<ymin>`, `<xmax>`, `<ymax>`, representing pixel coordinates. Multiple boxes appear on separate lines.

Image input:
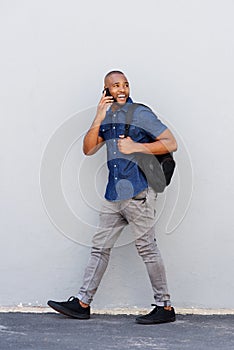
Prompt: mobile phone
<box><xmin>103</xmin><ymin>88</ymin><xmax>112</xmax><ymax>96</ymax></box>
<box><xmin>103</xmin><ymin>88</ymin><xmax>116</xmax><ymax>101</ymax></box>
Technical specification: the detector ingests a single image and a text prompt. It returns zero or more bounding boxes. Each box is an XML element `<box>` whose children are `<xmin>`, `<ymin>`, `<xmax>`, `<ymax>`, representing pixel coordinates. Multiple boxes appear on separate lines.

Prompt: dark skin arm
<box><xmin>83</xmin><ymin>92</ymin><xmax>113</xmax><ymax>155</ymax></box>
<box><xmin>117</xmin><ymin>129</ymin><xmax>177</xmax><ymax>155</ymax></box>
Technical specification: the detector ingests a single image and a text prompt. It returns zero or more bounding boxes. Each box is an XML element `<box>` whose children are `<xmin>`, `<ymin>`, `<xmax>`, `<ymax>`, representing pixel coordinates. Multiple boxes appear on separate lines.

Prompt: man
<box><xmin>48</xmin><ymin>70</ymin><xmax>177</xmax><ymax>324</ymax></box>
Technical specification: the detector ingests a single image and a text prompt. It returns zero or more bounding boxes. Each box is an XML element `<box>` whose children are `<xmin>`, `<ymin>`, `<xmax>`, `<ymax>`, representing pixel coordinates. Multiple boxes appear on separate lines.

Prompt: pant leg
<box><xmin>123</xmin><ymin>187</ymin><xmax>171</xmax><ymax>306</ymax></box>
<box><xmin>135</xmin><ymin>225</ymin><xmax>171</xmax><ymax>306</ymax></box>
<box><xmin>77</xmin><ymin>201</ymin><xmax>127</xmax><ymax>304</ymax></box>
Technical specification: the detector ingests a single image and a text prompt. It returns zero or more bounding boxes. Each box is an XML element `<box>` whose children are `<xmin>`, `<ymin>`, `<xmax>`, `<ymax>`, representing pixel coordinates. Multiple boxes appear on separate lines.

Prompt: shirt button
<box><xmin>113</xmin><ymin>114</ymin><xmax>116</xmax><ymax>117</ymax></box>
<box><xmin>114</xmin><ymin>164</ymin><xmax>117</xmax><ymax>167</ymax></box>
<box><xmin>113</xmin><ymin>151</ymin><xmax>116</xmax><ymax>154</ymax></box>
<box><xmin>113</xmin><ymin>126</ymin><xmax>116</xmax><ymax>129</ymax></box>
<box><xmin>113</xmin><ymin>139</ymin><xmax>116</xmax><ymax>142</ymax></box>
<box><xmin>115</xmin><ymin>177</ymin><xmax>118</xmax><ymax>180</ymax></box>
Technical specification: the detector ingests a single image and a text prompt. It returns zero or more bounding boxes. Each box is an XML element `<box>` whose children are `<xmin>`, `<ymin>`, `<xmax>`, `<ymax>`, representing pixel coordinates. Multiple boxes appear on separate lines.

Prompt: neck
<box><xmin>111</xmin><ymin>102</ymin><xmax>124</xmax><ymax>112</ymax></box>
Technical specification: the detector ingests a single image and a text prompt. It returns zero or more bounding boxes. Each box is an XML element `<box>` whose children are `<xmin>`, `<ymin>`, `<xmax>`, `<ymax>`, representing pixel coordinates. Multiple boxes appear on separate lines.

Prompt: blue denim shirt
<box><xmin>99</xmin><ymin>98</ymin><xmax>167</xmax><ymax>201</ymax></box>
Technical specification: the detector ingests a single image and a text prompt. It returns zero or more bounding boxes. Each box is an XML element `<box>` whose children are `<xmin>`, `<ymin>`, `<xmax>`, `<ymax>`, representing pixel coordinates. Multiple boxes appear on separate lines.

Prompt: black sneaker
<box><xmin>136</xmin><ymin>304</ymin><xmax>176</xmax><ymax>324</ymax></box>
<box><xmin>47</xmin><ymin>296</ymin><xmax>90</xmax><ymax>319</ymax></box>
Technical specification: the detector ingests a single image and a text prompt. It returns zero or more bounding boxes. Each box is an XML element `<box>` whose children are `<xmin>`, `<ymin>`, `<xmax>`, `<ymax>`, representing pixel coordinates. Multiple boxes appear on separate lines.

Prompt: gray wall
<box><xmin>1</xmin><ymin>0</ymin><xmax>234</xmax><ymax>310</ymax></box>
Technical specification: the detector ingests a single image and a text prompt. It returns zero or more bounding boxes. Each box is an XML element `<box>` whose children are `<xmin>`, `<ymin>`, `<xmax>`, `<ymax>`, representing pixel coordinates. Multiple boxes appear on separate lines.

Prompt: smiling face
<box><xmin>104</xmin><ymin>72</ymin><xmax>130</xmax><ymax>105</ymax></box>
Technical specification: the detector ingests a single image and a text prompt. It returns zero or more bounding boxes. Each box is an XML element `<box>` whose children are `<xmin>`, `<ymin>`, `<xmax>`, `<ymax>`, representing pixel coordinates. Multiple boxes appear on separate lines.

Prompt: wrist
<box><xmin>92</xmin><ymin>114</ymin><xmax>104</xmax><ymax>127</ymax></box>
<box><xmin>134</xmin><ymin>142</ymin><xmax>147</xmax><ymax>153</ymax></box>
<box><xmin>95</xmin><ymin>110</ymin><xmax>106</xmax><ymax>122</ymax></box>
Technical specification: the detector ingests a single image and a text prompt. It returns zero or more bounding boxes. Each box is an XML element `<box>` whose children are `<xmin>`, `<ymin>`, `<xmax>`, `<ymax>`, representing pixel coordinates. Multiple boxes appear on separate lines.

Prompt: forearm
<box><xmin>134</xmin><ymin>139</ymin><xmax>177</xmax><ymax>155</ymax></box>
<box><xmin>135</xmin><ymin>129</ymin><xmax>178</xmax><ymax>155</ymax></box>
<box><xmin>118</xmin><ymin>129</ymin><xmax>177</xmax><ymax>155</ymax></box>
<box><xmin>83</xmin><ymin>116</ymin><xmax>104</xmax><ymax>155</ymax></box>
<box><xmin>83</xmin><ymin>91</ymin><xmax>114</xmax><ymax>155</ymax></box>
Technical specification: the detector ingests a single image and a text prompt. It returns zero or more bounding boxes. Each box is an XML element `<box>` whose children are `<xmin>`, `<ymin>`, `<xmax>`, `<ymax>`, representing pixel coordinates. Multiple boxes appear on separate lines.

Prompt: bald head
<box><xmin>104</xmin><ymin>70</ymin><xmax>130</xmax><ymax>105</ymax></box>
<box><xmin>104</xmin><ymin>70</ymin><xmax>125</xmax><ymax>84</ymax></box>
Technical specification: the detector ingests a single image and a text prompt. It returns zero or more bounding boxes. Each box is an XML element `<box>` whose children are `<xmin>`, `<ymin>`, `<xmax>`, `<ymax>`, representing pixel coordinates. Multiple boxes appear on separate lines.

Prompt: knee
<box><xmin>135</xmin><ymin>240</ymin><xmax>160</xmax><ymax>262</ymax></box>
<box><xmin>91</xmin><ymin>246</ymin><xmax>111</xmax><ymax>259</ymax></box>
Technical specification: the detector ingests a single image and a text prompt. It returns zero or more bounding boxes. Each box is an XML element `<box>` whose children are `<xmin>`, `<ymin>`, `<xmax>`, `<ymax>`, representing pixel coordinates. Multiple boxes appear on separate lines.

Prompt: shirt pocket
<box><xmin>100</xmin><ymin>123</ymin><xmax>112</xmax><ymax>140</ymax></box>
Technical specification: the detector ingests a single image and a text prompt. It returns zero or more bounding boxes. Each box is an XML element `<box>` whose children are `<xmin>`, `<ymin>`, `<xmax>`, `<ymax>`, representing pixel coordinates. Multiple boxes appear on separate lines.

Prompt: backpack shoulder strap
<box><xmin>125</xmin><ymin>103</ymin><xmax>151</xmax><ymax>137</ymax></box>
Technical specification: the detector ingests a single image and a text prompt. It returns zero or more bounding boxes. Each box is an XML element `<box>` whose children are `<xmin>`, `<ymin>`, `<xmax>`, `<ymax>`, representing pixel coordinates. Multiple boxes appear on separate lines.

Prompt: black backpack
<box><xmin>125</xmin><ymin>103</ymin><xmax>176</xmax><ymax>193</ymax></box>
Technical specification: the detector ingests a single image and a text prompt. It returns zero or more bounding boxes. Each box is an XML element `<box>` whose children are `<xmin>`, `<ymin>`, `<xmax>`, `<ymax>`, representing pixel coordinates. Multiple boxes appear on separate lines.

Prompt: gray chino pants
<box><xmin>77</xmin><ymin>187</ymin><xmax>171</xmax><ymax>307</ymax></box>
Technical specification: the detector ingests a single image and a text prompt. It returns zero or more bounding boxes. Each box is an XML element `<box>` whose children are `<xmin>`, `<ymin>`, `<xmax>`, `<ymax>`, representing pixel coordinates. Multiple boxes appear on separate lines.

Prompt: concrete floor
<box><xmin>0</xmin><ymin>312</ymin><xmax>233</xmax><ymax>350</ymax></box>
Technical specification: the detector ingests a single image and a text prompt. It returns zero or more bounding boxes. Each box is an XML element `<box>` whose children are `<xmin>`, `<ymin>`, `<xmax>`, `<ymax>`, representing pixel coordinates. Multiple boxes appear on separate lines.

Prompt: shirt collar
<box><xmin>121</xmin><ymin>97</ymin><xmax>133</xmax><ymax>113</ymax></box>
<box><xmin>107</xmin><ymin>97</ymin><xmax>133</xmax><ymax>115</ymax></box>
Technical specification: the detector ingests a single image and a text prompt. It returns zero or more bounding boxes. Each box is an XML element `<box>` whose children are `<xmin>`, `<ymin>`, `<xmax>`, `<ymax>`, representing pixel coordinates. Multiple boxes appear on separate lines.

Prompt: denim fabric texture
<box><xmin>99</xmin><ymin>98</ymin><xmax>167</xmax><ymax>201</ymax></box>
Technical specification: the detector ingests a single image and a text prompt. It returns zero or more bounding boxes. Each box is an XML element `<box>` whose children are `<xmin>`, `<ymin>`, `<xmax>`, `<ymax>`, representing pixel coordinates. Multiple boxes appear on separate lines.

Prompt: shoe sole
<box><xmin>135</xmin><ymin>317</ymin><xmax>176</xmax><ymax>325</ymax></box>
<box><xmin>47</xmin><ymin>301</ymin><xmax>90</xmax><ymax>319</ymax></box>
